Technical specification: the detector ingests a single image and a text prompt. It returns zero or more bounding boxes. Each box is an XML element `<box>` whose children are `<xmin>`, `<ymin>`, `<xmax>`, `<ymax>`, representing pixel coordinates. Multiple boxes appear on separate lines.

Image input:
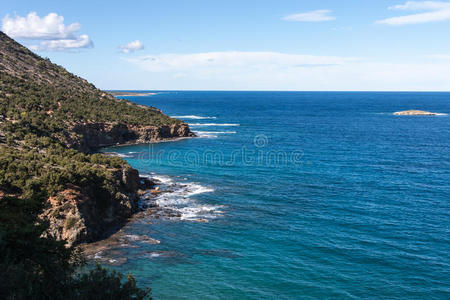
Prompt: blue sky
<box><xmin>2</xmin><ymin>0</ymin><xmax>450</xmax><ymax>90</ymax></box>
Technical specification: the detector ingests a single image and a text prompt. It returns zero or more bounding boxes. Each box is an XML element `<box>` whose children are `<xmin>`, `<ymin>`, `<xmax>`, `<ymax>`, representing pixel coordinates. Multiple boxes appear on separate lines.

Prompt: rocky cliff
<box><xmin>68</xmin><ymin>122</ymin><xmax>193</xmax><ymax>152</ymax></box>
<box><xmin>39</xmin><ymin>166</ymin><xmax>148</xmax><ymax>246</ymax></box>
<box><xmin>0</xmin><ymin>31</ymin><xmax>192</xmax><ymax>247</ymax></box>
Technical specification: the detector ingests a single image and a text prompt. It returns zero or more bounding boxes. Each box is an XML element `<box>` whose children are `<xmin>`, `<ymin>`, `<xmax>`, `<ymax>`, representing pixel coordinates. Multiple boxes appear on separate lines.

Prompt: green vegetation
<box><xmin>0</xmin><ymin>138</ymin><xmax>127</xmax><ymax>204</ymax></box>
<box><xmin>0</xmin><ymin>139</ymin><xmax>152</xmax><ymax>298</ymax></box>
<box><xmin>0</xmin><ymin>195</ymin><xmax>150</xmax><ymax>299</ymax></box>
<box><xmin>0</xmin><ymin>72</ymin><xmax>179</xmax><ymax>134</ymax></box>
<box><xmin>0</xmin><ymin>32</ymin><xmax>174</xmax><ymax>298</ymax></box>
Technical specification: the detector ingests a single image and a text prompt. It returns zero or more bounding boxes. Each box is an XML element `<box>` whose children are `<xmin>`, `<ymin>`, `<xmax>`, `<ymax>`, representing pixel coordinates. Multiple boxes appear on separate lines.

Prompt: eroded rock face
<box><xmin>39</xmin><ymin>165</ymin><xmax>141</xmax><ymax>247</ymax></box>
<box><xmin>40</xmin><ymin>187</ymin><xmax>89</xmax><ymax>245</ymax></box>
<box><xmin>67</xmin><ymin>122</ymin><xmax>194</xmax><ymax>152</ymax></box>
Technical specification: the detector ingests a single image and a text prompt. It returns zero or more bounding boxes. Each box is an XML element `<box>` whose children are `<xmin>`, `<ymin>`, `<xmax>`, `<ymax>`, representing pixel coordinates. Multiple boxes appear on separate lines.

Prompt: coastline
<box><xmin>78</xmin><ymin>134</ymin><xmax>196</xmax><ymax>256</ymax></box>
<box><xmin>100</xmin><ymin>135</ymin><xmax>194</xmax><ymax>151</ymax></box>
<box><xmin>78</xmin><ymin>168</ymin><xmax>219</xmax><ymax>265</ymax></box>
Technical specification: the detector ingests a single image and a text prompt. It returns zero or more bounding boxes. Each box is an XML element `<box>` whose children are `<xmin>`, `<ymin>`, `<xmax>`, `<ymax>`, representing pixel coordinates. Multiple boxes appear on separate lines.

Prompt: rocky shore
<box><xmin>39</xmin><ymin>168</ymin><xmax>159</xmax><ymax>246</ymax></box>
<box><xmin>36</xmin><ymin>109</ymin><xmax>195</xmax><ymax>247</ymax></box>
<box><xmin>0</xmin><ymin>31</ymin><xmax>197</xmax><ymax>250</ymax></box>
<box><xmin>78</xmin><ymin>174</ymin><xmax>218</xmax><ymax>262</ymax></box>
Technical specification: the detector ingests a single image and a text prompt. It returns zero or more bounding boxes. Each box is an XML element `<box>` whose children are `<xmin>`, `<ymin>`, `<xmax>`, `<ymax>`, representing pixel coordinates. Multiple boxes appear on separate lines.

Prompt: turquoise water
<box><xmin>104</xmin><ymin>92</ymin><xmax>450</xmax><ymax>299</ymax></box>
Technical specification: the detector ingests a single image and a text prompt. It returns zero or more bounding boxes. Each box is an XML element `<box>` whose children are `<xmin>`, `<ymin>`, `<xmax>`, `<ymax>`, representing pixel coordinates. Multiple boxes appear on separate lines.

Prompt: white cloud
<box><xmin>388</xmin><ymin>1</ymin><xmax>450</xmax><ymax>10</ymax></box>
<box><xmin>124</xmin><ymin>51</ymin><xmax>357</xmax><ymax>72</ymax></box>
<box><xmin>121</xmin><ymin>51</ymin><xmax>450</xmax><ymax>91</ymax></box>
<box><xmin>119</xmin><ymin>40</ymin><xmax>144</xmax><ymax>54</ymax></box>
<box><xmin>2</xmin><ymin>12</ymin><xmax>80</xmax><ymax>39</ymax></box>
<box><xmin>283</xmin><ymin>10</ymin><xmax>335</xmax><ymax>22</ymax></box>
<box><xmin>1</xmin><ymin>12</ymin><xmax>92</xmax><ymax>51</ymax></box>
<box><xmin>427</xmin><ymin>54</ymin><xmax>450</xmax><ymax>59</ymax></box>
<box><xmin>376</xmin><ymin>1</ymin><xmax>450</xmax><ymax>25</ymax></box>
<box><xmin>30</xmin><ymin>35</ymin><xmax>93</xmax><ymax>51</ymax></box>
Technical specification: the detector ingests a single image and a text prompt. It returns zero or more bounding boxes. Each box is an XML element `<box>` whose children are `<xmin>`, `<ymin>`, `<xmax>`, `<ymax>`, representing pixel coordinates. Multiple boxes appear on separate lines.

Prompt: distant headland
<box><xmin>393</xmin><ymin>110</ymin><xmax>447</xmax><ymax>116</ymax></box>
<box><xmin>109</xmin><ymin>91</ymin><xmax>157</xmax><ymax>97</ymax></box>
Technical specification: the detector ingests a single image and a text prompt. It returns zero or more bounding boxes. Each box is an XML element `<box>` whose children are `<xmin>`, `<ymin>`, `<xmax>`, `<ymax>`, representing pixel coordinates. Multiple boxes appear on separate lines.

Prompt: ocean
<box><xmin>102</xmin><ymin>92</ymin><xmax>450</xmax><ymax>299</ymax></box>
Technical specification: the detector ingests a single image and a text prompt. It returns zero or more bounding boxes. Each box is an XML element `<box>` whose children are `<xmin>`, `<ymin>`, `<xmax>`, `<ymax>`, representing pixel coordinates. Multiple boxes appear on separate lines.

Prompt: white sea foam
<box><xmin>142</xmin><ymin>174</ymin><xmax>222</xmax><ymax>221</ymax></box>
<box><xmin>193</xmin><ymin>131</ymin><xmax>237</xmax><ymax>138</ymax></box>
<box><xmin>151</xmin><ymin>175</ymin><xmax>175</xmax><ymax>185</ymax></box>
<box><xmin>183</xmin><ymin>182</ymin><xmax>215</xmax><ymax>196</ymax></box>
<box><xmin>193</xmin><ymin>131</ymin><xmax>218</xmax><ymax>138</ymax></box>
<box><xmin>179</xmin><ymin>205</ymin><xmax>225</xmax><ymax>221</ymax></box>
<box><xmin>107</xmin><ymin>152</ymin><xmax>133</xmax><ymax>158</ymax></box>
<box><xmin>171</xmin><ymin>115</ymin><xmax>217</xmax><ymax>120</ymax></box>
<box><xmin>189</xmin><ymin>123</ymin><xmax>240</xmax><ymax>126</ymax></box>
<box><xmin>195</xmin><ymin>131</ymin><xmax>236</xmax><ymax>134</ymax></box>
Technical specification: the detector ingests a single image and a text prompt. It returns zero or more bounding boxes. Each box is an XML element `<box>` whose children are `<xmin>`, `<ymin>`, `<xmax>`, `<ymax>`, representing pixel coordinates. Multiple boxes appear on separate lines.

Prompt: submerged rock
<box><xmin>123</xmin><ymin>234</ymin><xmax>160</xmax><ymax>244</ymax></box>
<box><xmin>150</xmin><ymin>187</ymin><xmax>162</xmax><ymax>194</ymax></box>
<box><xmin>140</xmin><ymin>177</ymin><xmax>156</xmax><ymax>189</ymax></box>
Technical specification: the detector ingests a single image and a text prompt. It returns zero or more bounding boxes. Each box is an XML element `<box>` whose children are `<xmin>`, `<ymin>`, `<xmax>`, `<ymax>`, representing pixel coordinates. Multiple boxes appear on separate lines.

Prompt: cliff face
<box><xmin>39</xmin><ymin>166</ymin><xmax>141</xmax><ymax>246</ymax></box>
<box><xmin>30</xmin><ymin>120</ymin><xmax>192</xmax><ymax>245</ymax></box>
<box><xmin>68</xmin><ymin>122</ymin><xmax>193</xmax><ymax>152</ymax></box>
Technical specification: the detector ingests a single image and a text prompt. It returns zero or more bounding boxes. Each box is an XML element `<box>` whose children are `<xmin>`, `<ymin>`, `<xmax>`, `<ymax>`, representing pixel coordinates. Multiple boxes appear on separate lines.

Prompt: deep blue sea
<box><xmin>104</xmin><ymin>92</ymin><xmax>450</xmax><ymax>299</ymax></box>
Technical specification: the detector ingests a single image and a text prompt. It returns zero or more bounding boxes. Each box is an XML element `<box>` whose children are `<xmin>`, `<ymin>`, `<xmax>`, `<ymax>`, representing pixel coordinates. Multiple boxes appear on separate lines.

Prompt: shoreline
<box><xmin>78</xmin><ymin>175</ymin><xmax>182</xmax><ymax>263</ymax></box>
<box><xmin>79</xmin><ymin>135</ymin><xmax>196</xmax><ymax>256</ymax></box>
<box><xmin>79</xmin><ymin>172</ymin><xmax>217</xmax><ymax>265</ymax></box>
<box><xmin>99</xmin><ymin>136</ymin><xmax>194</xmax><ymax>151</ymax></box>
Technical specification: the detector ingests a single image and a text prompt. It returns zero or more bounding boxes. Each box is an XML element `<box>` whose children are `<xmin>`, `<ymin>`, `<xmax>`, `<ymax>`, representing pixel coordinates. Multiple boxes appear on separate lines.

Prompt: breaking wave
<box><xmin>171</xmin><ymin>115</ymin><xmax>217</xmax><ymax>120</ymax></box>
<box><xmin>189</xmin><ymin>123</ymin><xmax>240</xmax><ymax>127</ymax></box>
<box><xmin>141</xmin><ymin>174</ymin><xmax>223</xmax><ymax>222</ymax></box>
<box><xmin>193</xmin><ymin>131</ymin><xmax>237</xmax><ymax>138</ymax></box>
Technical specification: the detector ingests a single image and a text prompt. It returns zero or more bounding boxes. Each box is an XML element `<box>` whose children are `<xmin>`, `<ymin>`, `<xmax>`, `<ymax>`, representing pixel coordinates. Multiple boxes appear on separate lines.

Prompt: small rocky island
<box><xmin>393</xmin><ymin>110</ymin><xmax>446</xmax><ymax>116</ymax></box>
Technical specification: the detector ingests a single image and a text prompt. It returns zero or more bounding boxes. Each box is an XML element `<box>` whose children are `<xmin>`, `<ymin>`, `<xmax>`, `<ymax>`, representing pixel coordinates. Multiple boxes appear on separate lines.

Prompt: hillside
<box><xmin>0</xmin><ymin>31</ymin><xmax>193</xmax><ymax>246</ymax></box>
<box><xmin>0</xmin><ymin>31</ymin><xmax>193</xmax><ymax>152</ymax></box>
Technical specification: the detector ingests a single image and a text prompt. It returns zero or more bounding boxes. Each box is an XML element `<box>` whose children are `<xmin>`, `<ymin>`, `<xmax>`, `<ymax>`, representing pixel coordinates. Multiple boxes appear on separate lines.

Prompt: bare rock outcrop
<box><xmin>39</xmin><ymin>165</ymin><xmax>142</xmax><ymax>246</ymax></box>
<box><xmin>65</xmin><ymin>122</ymin><xmax>194</xmax><ymax>152</ymax></box>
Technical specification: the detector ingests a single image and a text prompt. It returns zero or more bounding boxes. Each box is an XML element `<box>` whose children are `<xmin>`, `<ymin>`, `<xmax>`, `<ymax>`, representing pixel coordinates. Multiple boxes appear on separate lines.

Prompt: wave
<box><xmin>171</xmin><ymin>115</ymin><xmax>217</xmax><ymax>120</ymax></box>
<box><xmin>103</xmin><ymin>152</ymin><xmax>133</xmax><ymax>158</ymax></box>
<box><xmin>179</xmin><ymin>205</ymin><xmax>225</xmax><ymax>221</ymax></box>
<box><xmin>189</xmin><ymin>123</ymin><xmax>240</xmax><ymax>127</ymax></box>
<box><xmin>193</xmin><ymin>131</ymin><xmax>237</xmax><ymax>138</ymax></box>
<box><xmin>151</xmin><ymin>174</ymin><xmax>175</xmax><ymax>185</ymax></box>
<box><xmin>140</xmin><ymin>174</ymin><xmax>223</xmax><ymax>222</ymax></box>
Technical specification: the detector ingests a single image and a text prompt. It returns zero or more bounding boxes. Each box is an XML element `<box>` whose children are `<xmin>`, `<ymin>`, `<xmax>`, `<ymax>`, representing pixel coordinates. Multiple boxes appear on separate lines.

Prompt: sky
<box><xmin>1</xmin><ymin>0</ymin><xmax>450</xmax><ymax>91</ymax></box>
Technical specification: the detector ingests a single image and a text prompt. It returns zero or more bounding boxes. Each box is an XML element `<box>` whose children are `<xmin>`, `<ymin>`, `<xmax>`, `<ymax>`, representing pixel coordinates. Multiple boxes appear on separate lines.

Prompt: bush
<box><xmin>0</xmin><ymin>196</ymin><xmax>151</xmax><ymax>299</ymax></box>
<box><xmin>65</xmin><ymin>217</ymin><xmax>78</xmax><ymax>229</ymax></box>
